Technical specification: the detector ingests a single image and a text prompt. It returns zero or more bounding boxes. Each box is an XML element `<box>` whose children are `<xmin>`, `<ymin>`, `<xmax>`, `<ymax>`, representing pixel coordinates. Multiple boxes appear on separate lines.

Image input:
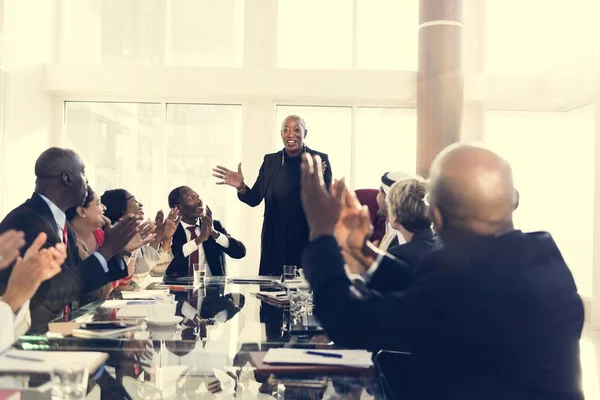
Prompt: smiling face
<box><xmin>81</xmin><ymin>192</ymin><xmax>106</xmax><ymax>228</ymax></box>
<box><xmin>177</xmin><ymin>186</ymin><xmax>205</xmax><ymax>222</ymax></box>
<box><xmin>124</xmin><ymin>191</ymin><xmax>144</xmax><ymax>218</ymax></box>
<box><xmin>281</xmin><ymin>116</ymin><xmax>306</xmax><ymax>155</ymax></box>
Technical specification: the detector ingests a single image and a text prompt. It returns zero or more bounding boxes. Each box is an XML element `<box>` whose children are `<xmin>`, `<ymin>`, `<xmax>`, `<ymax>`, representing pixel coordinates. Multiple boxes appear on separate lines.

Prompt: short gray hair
<box><xmin>281</xmin><ymin>115</ymin><xmax>307</xmax><ymax>132</ymax></box>
<box><xmin>386</xmin><ymin>177</ymin><xmax>431</xmax><ymax>233</ymax></box>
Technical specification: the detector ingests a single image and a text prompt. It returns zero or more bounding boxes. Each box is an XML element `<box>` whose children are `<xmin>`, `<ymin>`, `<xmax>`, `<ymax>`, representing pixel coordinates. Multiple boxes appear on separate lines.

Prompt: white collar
<box><xmin>180</xmin><ymin>219</ymin><xmax>200</xmax><ymax>230</ymax></box>
<box><xmin>38</xmin><ymin>193</ymin><xmax>66</xmax><ymax>232</ymax></box>
<box><xmin>385</xmin><ymin>222</ymin><xmax>400</xmax><ymax>235</ymax></box>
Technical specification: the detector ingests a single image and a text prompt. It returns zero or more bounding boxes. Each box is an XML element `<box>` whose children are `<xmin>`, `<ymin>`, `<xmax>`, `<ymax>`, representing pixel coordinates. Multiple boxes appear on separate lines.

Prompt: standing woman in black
<box><xmin>213</xmin><ymin>115</ymin><xmax>332</xmax><ymax>276</ymax></box>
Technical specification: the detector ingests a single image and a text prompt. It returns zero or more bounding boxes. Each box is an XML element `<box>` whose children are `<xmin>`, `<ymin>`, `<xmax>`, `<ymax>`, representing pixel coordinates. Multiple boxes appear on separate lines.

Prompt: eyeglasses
<box><xmin>282</xmin><ymin>127</ymin><xmax>304</xmax><ymax>135</ymax></box>
<box><xmin>126</xmin><ymin>196</ymin><xmax>138</xmax><ymax>204</ymax></box>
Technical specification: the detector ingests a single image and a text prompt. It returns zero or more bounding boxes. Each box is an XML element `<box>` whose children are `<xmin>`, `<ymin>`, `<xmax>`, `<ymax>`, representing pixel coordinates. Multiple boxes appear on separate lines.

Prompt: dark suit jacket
<box><xmin>369</xmin><ymin>229</ymin><xmax>442</xmax><ymax>293</ymax></box>
<box><xmin>303</xmin><ymin>232</ymin><xmax>584</xmax><ymax>400</ymax></box>
<box><xmin>238</xmin><ymin>147</ymin><xmax>332</xmax><ymax>209</ymax></box>
<box><xmin>0</xmin><ymin>193</ymin><xmax>127</xmax><ymax>328</ymax></box>
<box><xmin>165</xmin><ymin>220</ymin><xmax>246</xmax><ymax>277</ymax></box>
<box><xmin>238</xmin><ymin>146</ymin><xmax>331</xmax><ymax>275</ymax></box>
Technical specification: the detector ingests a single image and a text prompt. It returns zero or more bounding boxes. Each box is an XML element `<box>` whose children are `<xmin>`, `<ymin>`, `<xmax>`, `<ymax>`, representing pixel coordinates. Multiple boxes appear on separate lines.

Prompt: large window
<box><xmin>277</xmin><ymin>0</ymin><xmax>418</xmax><ymax>70</ymax></box>
<box><xmin>277</xmin><ymin>0</ymin><xmax>353</xmax><ymax>69</ymax></box>
<box><xmin>275</xmin><ymin>106</ymin><xmax>353</xmax><ymax>181</ymax></box>
<box><xmin>356</xmin><ymin>0</ymin><xmax>418</xmax><ymax>71</ymax></box>
<box><xmin>275</xmin><ymin>106</ymin><xmax>417</xmax><ymax>188</ymax></box>
<box><xmin>165</xmin><ymin>104</ymin><xmax>243</xmax><ymax>232</ymax></box>
<box><xmin>485</xmin><ymin>0</ymin><xmax>600</xmax><ymax>73</ymax></box>
<box><xmin>64</xmin><ymin>102</ymin><xmax>243</xmax><ymax>252</ymax></box>
<box><xmin>354</xmin><ymin>107</ymin><xmax>416</xmax><ymax>188</ymax></box>
<box><xmin>484</xmin><ymin>107</ymin><xmax>595</xmax><ymax>296</ymax></box>
<box><xmin>167</xmin><ymin>0</ymin><xmax>244</xmax><ymax>66</ymax></box>
<box><xmin>65</xmin><ymin>102</ymin><xmax>164</xmax><ymax>213</ymax></box>
<box><xmin>62</xmin><ymin>0</ymin><xmax>244</xmax><ymax>67</ymax></box>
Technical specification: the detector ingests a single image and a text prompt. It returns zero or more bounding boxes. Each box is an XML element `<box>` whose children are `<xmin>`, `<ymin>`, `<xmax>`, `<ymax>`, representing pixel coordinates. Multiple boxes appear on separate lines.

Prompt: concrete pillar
<box><xmin>417</xmin><ymin>0</ymin><xmax>464</xmax><ymax>176</ymax></box>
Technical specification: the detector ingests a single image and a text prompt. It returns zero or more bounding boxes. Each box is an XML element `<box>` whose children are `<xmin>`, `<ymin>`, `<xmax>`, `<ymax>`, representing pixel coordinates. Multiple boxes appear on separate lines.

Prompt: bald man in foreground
<box><xmin>301</xmin><ymin>144</ymin><xmax>583</xmax><ymax>400</ymax></box>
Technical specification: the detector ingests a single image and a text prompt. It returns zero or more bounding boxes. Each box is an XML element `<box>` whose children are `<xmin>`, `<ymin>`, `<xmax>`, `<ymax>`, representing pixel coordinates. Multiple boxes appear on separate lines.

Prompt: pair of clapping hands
<box><xmin>299</xmin><ymin>154</ymin><xmax>381</xmax><ymax>275</ymax></box>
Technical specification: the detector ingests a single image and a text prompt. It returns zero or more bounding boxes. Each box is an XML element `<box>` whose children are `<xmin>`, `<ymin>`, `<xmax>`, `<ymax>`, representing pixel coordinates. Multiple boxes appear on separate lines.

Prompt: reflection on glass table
<box><xmin>10</xmin><ymin>277</ymin><xmax>382</xmax><ymax>399</ymax></box>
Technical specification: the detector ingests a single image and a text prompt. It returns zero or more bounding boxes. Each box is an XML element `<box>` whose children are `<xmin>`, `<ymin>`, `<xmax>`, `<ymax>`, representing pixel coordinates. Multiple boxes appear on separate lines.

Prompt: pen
<box><xmin>305</xmin><ymin>351</ymin><xmax>343</xmax><ymax>359</ymax></box>
<box><xmin>4</xmin><ymin>353</ymin><xmax>44</xmax><ymax>362</ymax></box>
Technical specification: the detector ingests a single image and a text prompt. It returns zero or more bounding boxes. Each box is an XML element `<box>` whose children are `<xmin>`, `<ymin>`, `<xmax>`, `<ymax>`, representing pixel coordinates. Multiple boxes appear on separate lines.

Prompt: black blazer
<box><xmin>238</xmin><ymin>147</ymin><xmax>331</xmax><ymax>275</ymax></box>
<box><xmin>237</xmin><ymin>146</ymin><xmax>332</xmax><ymax>209</ymax></box>
<box><xmin>0</xmin><ymin>193</ymin><xmax>127</xmax><ymax>328</ymax></box>
<box><xmin>165</xmin><ymin>220</ymin><xmax>246</xmax><ymax>277</ymax></box>
<box><xmin>303</xmin><ymin>232</ymin><xmax>584</xmax><ymax>400</ymax></box>
<box><xmin>369</xmin><ymin>229</ymin><xmax>441</xmax><ymax>293</ymax></box>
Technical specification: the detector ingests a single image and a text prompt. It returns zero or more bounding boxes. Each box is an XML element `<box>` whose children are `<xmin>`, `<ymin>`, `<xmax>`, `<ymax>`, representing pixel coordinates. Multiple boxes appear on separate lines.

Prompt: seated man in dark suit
<box><xmin>165</xmin><ymin>186</ymin><xmax>246</xmax><ymax>277</ymax></box>
<box><xmin>0</xmin><ymin>148</ymin><xmax>143</xmax><ymax>328</ymax></box>
<box><xmin>300</xmin><ymin>145</ymin><xmax>583</xmax><ymax>400</ymax></box>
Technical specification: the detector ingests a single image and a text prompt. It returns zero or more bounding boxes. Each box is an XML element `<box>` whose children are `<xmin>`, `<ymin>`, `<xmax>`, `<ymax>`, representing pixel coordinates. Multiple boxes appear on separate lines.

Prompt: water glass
<box><xmin>298</xmin><ymin>285</ymin><xmax>313</xmax><ymax>315</ymax></box>
<box><xmin>282</xmin><ymin>265</ymin><xmax>298</xmax><ymax>282</ymax></box>
<box><xmin>50</xmin><ymin>363</ymin><xmax>88</xmax><ymax>400</ymax></box>
<box><xmin>193</xmin><ymin>263</ymin><xmax>207</xmax><ymax>285</ymax></box>
<box><xmin>289</xmin><ymin>292</ymin><xmax>304</xmax><ymax>322</ymax></box>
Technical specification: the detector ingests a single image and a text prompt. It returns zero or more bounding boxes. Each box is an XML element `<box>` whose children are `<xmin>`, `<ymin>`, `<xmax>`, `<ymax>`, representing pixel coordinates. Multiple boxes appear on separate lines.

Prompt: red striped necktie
<box><xmin>188</xmin><ymin>226</ymin><xmax>199</xmax><ymax>277</ymax></box>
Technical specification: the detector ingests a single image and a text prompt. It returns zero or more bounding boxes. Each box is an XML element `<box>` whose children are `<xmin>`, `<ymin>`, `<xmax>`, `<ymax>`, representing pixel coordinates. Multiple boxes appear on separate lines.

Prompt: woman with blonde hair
<box><xmin>385</xmin><ymin>177</ymin><xmax>440</xmax><ymax>269</ymax></box>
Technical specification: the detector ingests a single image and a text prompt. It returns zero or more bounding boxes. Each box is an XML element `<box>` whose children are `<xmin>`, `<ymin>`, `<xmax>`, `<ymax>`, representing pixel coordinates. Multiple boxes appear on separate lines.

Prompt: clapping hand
<box><xmin>300</xmin><ymin>154</ymin><xmax>345</xmax><ymax>240</ymax></box>
<box><xmin>125</xmin><ymin>219</ymin><xmax>157</xmax><ymax>252</ymax></box>
<box><xmin>0</xmin><ymin>230</ymin><xmax>25</xmax><ymax>270</ymax></box>
<box><xmin>332</xmin><ymin>180</ymin><xmax>379</xmax><ymax>273</ymax></box>
<box><xmin>197</xmin><ymin>212</ymin><xmax>213</xmax><ymax>243</ymax></box>
<box><xmin>100</xmin><ymin>214</ymin><xmax>141</xmax><ymax>259</ymax></box>
<box><xmin>2</xmin><ymin>233</ymin><xmax>65</xmax><ymax>313</ymax></box>
<box><xmin>154</xmin><ymin>208</ymin><xmax>180</xmax><ymax>241</ymax></box>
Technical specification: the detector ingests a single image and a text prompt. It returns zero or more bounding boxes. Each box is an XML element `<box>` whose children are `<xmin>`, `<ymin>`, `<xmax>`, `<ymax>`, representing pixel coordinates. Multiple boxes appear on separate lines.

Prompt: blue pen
<box><xmin>305</xmin><ymin>350</ymin><xmax>343</xmax><ymax>359</ymax></box>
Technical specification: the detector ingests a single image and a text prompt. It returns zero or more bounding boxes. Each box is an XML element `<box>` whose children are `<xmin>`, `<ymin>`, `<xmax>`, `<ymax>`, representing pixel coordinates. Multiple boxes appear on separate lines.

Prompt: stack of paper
<box><xmin>263</xmin><ymin>349</ymin><xmax>373</xmax><ymax>368</ymax></box>
<box><xmin>121</xmin><ymin>289</ymin><xmax>170</xmax><ymax>300</ymax></box>
<box><xmin>101</xmin><ymin>299</ymin><xmax>157</xmax><ymax>309</ymax></box>
<box><xmin>0</xmin><ymin>350</ymin><xmax>108</xmax><ymax>374</ymax></box>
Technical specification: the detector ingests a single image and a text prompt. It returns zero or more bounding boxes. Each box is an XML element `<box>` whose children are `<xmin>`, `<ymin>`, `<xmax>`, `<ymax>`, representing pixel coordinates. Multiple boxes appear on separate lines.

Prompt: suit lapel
<box><xmin>28</xmin><ymin>193</ymin><xmax>62</xmax><ymax>244</ymax></box>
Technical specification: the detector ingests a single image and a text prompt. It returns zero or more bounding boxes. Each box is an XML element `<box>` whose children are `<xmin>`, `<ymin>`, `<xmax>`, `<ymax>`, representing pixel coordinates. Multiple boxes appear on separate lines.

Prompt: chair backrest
<box><xmin>375</xmin><ymin>350</ymin><xmax>415</xmax><ymax>400</ymax></box>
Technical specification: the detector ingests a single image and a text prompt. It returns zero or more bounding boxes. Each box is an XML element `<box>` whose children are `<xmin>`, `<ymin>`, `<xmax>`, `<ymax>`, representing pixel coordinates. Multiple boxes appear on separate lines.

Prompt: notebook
<box><xmin>250</xmin><ymin>350</ymin><xmax>373</xmax><ymax>375</ymax></box>
<box><xmin>71</xmin><ymin>324</ymin><xmax>141</xmax><ymax>338</ymax></box>
<box><xmin>0</xmin><ymin>350</ymin><xmax>109</xmax><ymax>374</ymax></box>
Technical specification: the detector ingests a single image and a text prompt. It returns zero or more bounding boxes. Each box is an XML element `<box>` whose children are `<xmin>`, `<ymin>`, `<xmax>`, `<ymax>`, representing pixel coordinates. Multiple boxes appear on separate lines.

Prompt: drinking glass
<box><xmin>282</xmin><ymin>265</ymin><xmax>298</xmax><ymax>282</ymax></box>
<box><xmin>289</xmin><ymin>291</ymin><xmax>304</xmax><ymax>323</ymax></box>
<box><xmin>50</xmin><ymin>363</ymin><xmax>88</xmax><ymax>400</ymax></box>
<box><xmin>193</xmin><ymin>263</ymin><xmax>207</xmax><ymax>285</ymax></box>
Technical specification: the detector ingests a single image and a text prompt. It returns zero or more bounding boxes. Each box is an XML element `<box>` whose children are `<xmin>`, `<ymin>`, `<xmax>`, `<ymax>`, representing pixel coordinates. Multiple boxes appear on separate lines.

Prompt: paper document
<box><xmin>0</xmin><ymin>350</ymin><xmax>108</xmax><ymax>374</ymax></box>
<box><xmin>255</xmin><ymin>291</ymin><xmax>288</xmax><ymax>300</ymax></box>
<box><xmin>263</xmin><ymin>349</ymin><xmax>373</xmax><ymax>368</ymax></box>
<box><xmin>121</xmin><ymin>290</ymin><xmax>170</xmax><ymax>300</ymax></box>
<box><xmin>101</xmin><ymin>300</ymin><xmax>157</xmax><ymax>309</ymax></box>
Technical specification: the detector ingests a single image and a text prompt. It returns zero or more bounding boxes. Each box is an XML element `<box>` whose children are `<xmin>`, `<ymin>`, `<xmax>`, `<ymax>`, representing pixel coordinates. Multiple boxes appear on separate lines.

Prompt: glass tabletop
<box><xmin>7</xmin><ymin>277</ymin><xmax>383</xmax><ymax>399</ymax></box>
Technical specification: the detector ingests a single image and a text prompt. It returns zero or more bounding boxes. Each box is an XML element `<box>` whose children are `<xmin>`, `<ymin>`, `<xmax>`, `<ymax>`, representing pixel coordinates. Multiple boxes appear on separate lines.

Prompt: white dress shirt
<box><xmin>180</xmin><ymin>219</ymin><xmax>230</xmax><ymax>278</ymax></box>
<box><xmin>378</xmin><ymin>222</ymin><xmax>406</xmax><ymax>252</ymax></box>
<box><xmin>38</xmin><ymin>193</ymin><xmax>115</xmax><ymax>272</ymax></box>
<box><xmin>0</xmin><ymin>299</ymin><xmax>30</xmax><ymax>353</ymax></box>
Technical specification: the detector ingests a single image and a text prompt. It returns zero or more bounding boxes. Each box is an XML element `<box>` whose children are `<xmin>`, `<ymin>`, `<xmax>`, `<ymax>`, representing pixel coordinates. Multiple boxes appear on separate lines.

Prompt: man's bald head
<box><xmin>34</xmin><ymin>147</ymin><xmax>88</xmax><ymax>211</ymax></box>
<box><xmin>428</xmin><ymin>143</ymin><xmax>517</xmax><ymax>238</ymax></box>
<box><xmin>35</xmin><ymin>147</ymin><xmax>82</xmax><ymax>179</ymax></box>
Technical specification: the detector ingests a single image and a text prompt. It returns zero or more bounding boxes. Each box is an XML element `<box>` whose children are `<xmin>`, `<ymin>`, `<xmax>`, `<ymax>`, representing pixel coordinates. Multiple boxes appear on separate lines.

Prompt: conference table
<box><xmin>5</xmin><ymin>276</ymin><xmax>385</xmax><ymax>399</ymax></box>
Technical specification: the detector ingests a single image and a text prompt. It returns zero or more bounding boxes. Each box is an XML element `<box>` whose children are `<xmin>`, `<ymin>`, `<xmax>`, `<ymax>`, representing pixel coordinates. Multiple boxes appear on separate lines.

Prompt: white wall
<box><xmin>0</xmin><ymin>0</ymin><xmax>58</xmax><ymax>216</ymax></box>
